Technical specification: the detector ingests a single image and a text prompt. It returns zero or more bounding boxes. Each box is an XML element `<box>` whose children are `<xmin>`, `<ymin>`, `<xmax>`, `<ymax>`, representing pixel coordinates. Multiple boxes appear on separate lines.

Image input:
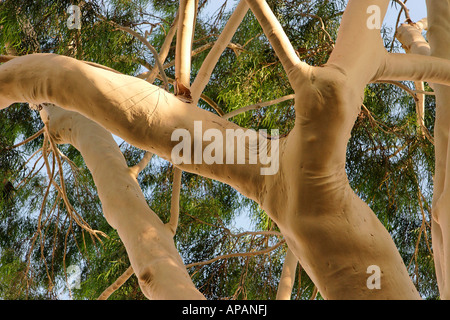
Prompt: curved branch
<box><xmin>0</xmin><ymin>53</ymin><xmax>270</xmax><ymax>202</ymax></box>
<box><xmin>393</xmin><ymin>0</ymin><xmax>412</xmax><ymax>23</ymax></box>
<box><xmin>106</xmin><ymin>20</ymin><xmax>170</xmax><ymax>91</ymax></box>
<box><xmin>97</xmin><ymin>266</ymin><xmax>134</xmax><ymax>300</ymax></box>
<box><xmin>3</xmin><ymin>127</ymin><xmax>44</xmax><ymax>150</ymax></box>
<box><xmin>146</xmin><ymin>12</ymin><xmax>179</xmax><ymax>84</ymax></box>
<box><xmin>42</xmin><ymin>104</ymin><xmax>204</xmax><ymax>299</ymax></box>
<box><xmin>186</xmin><ymin>239</ymin><xmax>285</xmax><ymax>268</ymax></box>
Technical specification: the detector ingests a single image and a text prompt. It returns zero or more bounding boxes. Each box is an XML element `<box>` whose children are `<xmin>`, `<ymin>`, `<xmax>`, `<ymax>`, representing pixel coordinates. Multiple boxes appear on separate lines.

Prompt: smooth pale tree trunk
<box><xmin>40</xmin><ymin>104</ymin><xmax>205</xmax><ymax>299</ymax></box>
<box><xmin>175</xmin><ymin>0</ymin><xmax>197</xmax><ymax>99</ymax></box>
<box><xmin>425</xmin><ymin>0</ymin><xmax>450</xmax><ymax>299</ymax></box>
<box><xmin>276</xmin><ymin>249</ymin><xmax>298</xmax><ymax>300</ymax></box>
<box><xmin>398</xmin><ymin>1</ymin><xmax>450</xmax><ymax>299</ymax></box>
<box><xmin>2</xmin><ymin>0</ymin><xmax>450</xmax><ymax>299</ymax></box>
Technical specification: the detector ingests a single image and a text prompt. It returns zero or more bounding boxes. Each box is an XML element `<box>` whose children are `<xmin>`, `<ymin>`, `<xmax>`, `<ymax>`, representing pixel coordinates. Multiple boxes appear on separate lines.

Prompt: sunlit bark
<box><xmin>41</xmin><ymin>104</ymin><xmax>204</xmax><ymax>299</ymax></box>
<box><xmin>1</xmin><ymin>0</ymin><xmax>450</xmax><ymax>299</ymax></box>
<box><xmin>425</xmin><ymin>0</ymin><xmax>450</xmax><ymax>300</ymax></box>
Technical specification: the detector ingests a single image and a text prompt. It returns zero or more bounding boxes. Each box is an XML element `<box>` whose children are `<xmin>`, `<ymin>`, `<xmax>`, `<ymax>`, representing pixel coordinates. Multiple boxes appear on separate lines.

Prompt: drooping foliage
<box><xmin>0</xmin><ymin>0</ymin><xmax>437</xmax><ymax>299</ymax></box>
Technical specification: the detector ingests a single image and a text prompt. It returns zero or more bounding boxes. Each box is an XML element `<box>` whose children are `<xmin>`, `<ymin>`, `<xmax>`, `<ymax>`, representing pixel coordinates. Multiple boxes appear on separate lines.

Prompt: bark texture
<box><xmin>41</xmin><ymin>105</ymin><xmax>204</xmax><ymax>299</ymax></box>
<box><xmin>1</xmin><ymin>0</ymin><xmax>450</xmax><ymax>299</ymax></box>
<box><xmin>425</xmin><ymin>0</ymin><xmax>450</xmax><ymax>299</ymax></box>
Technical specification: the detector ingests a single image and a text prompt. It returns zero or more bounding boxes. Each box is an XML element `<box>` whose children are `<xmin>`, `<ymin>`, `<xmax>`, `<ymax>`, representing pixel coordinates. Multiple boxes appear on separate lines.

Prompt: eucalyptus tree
<box><xmin>0</xmin><ymin>0</ymin><xmax>449</xmax><ymax>300</ymax></box>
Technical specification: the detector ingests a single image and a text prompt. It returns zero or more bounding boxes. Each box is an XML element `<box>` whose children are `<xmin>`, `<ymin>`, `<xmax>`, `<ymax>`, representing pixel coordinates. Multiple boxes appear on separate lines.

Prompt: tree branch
<box><xmin>129</xmin><ymin>152</ymin><xmax>153</xmax><ymax>178</ymax></box>
<box><xmin>97</xmin><ymin>266</ymin><xmax>134</xmax><ymax>300</ymax></box>
<box><xmin>223</xmin><ymin>94</ymin><xmax>295</xmax><ymax>120</ymax></box>
<box><xmin>186</xmin><ymin>239</ymin><xmax>285</xmax><ymax>268</ymax></box>
<box><xmin>105</xmin><ymin>19</ymin><xmax>170</xmax><ymax>91</ymax></box>
<box><xmin>3</xmin><ymin>127</ymin><xmax>44</xmax><ymax>150</ymax></box>
<box><xmin>41</xmin><ymin>104</ymin><xmax>204</xmax><ymax>299</ymax></box>
<box><xmin>146</xmin><ymin>12</ymin><xmax>179</xmax><ymax>84</ymax></box>
<box><xmin>327</xmin><ymin>0</ymin><xmax>390</xmax><ymax>84</ymax></box>
<box><xmin>191</xmin><ymin>0</ymin><xmax>250</xmax><ymax>103</ymax></box>
<box><xmin>424</xmin><ymin>0</ymin><xmax>450</xmax><ymax>299</ymax></box>
<box><xmin>375</xmin><ymin>53</ymin><xmax>450</xmax><ymax>85</ymax></box>
<box><xmin>0</xmin><ymin>53</ymin><xmax>271</xmax><ymax>202</ymax></box>
<box><xmin>276</xmin><ymin>248</ymin><xmax>298</xmax><ymax>300</ymax></box>
<box><xmin>245</xmin><ymin>0</ymin><xmax>309</xmax><ymax>87</ymax></box>
<box><xmin>166</xmin><ymin>167</ymin><xmax>182</xmax><ymax>235</ymax></box>
<box><xmin>174</xmin><ymin>0</ymin><xmax>198</xmax><ymax>102</ymax></box>
<box><xmin>393</xmin><ymin>0</ymin><xmax>412</xmax><ymax>23</ymax></box>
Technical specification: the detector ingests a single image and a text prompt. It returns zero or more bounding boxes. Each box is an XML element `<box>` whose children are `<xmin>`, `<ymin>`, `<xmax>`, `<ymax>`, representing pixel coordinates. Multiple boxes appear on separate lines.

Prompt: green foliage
<box><xmin>347</xmin><ymin>81</ymin><xmax>437</xmax><ymax>298</ymax></box>
<box><xmin>0</xmin><ymin>0</ymin><xmax>440</xmax><ymax>300</ymax></box>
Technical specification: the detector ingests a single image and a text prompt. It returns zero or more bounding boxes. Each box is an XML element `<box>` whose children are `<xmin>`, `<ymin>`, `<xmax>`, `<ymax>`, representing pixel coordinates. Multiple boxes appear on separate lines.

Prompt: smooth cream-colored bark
<box><xmin>2</xmin><ymin>0</ymin><xmax>450</xmax><ymax>299</ymax></box>
<box><xmin>396</xmin><ymin>19</ymin><xmax>430</xmax><ymax>134</ymax></box>
<box><xmin>191</xmin><ymin>1</ymin><xmax>250</xmax><ymax>104</ymax></box>
<box><xmin>175</xmin><ymin>0</ymin><xmax>197</xmax><ymax>89</ymax></box>
<box><xmin>425</xmin><ymin>0</ymin><xmax>450</xmax><ymax>299</ymax></box>
<box><xmin>40</xmin><ymin>104</ymin><xmax>205</xmax><ymax>299</ymax></box>
<box><xmin>276</xmin><ymin>249</ymin><xmax>298</xmax><ymax>300</ymax></box>
<box><xmin>248</xmin><ymin>0</ymin><xmax>421</xmax><ymax>299</ymax></box>
<box><xmin>398</xmin><ymin>1</ymin><xmax>450</xmax><ymax>299</ymax></box>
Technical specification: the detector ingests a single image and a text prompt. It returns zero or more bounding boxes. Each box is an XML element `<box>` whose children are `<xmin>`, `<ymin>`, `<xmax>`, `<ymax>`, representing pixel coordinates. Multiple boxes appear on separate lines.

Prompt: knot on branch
<box><xmin>174</xmin><ymin>77</ymin><xmax>193</xmax><ymax>103</ymax></box>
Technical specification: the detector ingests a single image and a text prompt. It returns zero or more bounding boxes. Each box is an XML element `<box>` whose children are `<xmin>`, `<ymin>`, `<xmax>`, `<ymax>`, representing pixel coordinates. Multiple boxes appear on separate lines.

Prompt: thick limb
<box><xmin>42</xmin><ymin>104</ymin><xmax>204</xmax><ymax>300</ymax></box>
<box><xmin>0</xmin><ymin>54</ymin><xmax>272</xmax><ymax>201</ymax></box>
<box><xmin>327</xmin><ymin>0</ymin><xmax>390</xmax><ymax>86</ymax></box>
<box><xmin>261</xmin><ymin>73</ymin><xmax>421</xmax><ymax>298</ymax></box>
<box><xmin>425</xmin><ymin>0</ymin><xmax>450</xmax><ymax>299</ymax></box>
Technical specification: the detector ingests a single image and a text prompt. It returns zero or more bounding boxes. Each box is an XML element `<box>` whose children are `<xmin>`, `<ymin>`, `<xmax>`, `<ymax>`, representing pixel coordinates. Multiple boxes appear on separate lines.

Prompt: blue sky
<box><xmin>384</xmin><ymin>0</ymin><xmax>427</xmax><ymax>27</ymax></box>
<box><xmin>204</xmin><ymin>1</ymin><xmax>429</xmax><ymax>28</ymax></box>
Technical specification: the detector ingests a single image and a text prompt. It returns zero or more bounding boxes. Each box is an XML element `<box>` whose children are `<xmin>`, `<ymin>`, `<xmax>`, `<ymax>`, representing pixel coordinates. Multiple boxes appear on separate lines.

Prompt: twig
<box><xmin>223</xmin><ymin>94</ymin><xmax>295</xmax><ymax>120</ymax></box>
<box><xmin>3</xmin><ymin>127</ymin><xmax>44</xmax><ymax>150</ymax></box>
<box><xmin>166</xmin><ymin>167</ymin><xmax>182</xmax><ymax>235</ymax></box>
<box><xmin>43</xmin><ymin>121</ymin><xmax>107</xmax><ymax>241</ymax></box>
<box><xmin>186</xmin><ymin>239</ymin><xmax>286</xmax><ymax>268</ymax></box>
<box><xmin>146</xmin><ymin>12</ymin><xmax>179</xmax><ymax>83</ymax></box>
<box><xmin>299</xmin><ymin>12</ymin><xmax>334</xmax><ymax>48</ymax></box>
<box><xmin>393</xmin><ymin>0</ymin><xmax>412</xmax><ymax>23</ymax></box>
<box><xmin>97</xmin><ymin>16</ymin><xmax>170</xmax><ymax>91</ymax></box>
<box><xmin>371</xmin><ymin>81</ymin><xmax>435</xmax><ymax>145</ymax></box>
